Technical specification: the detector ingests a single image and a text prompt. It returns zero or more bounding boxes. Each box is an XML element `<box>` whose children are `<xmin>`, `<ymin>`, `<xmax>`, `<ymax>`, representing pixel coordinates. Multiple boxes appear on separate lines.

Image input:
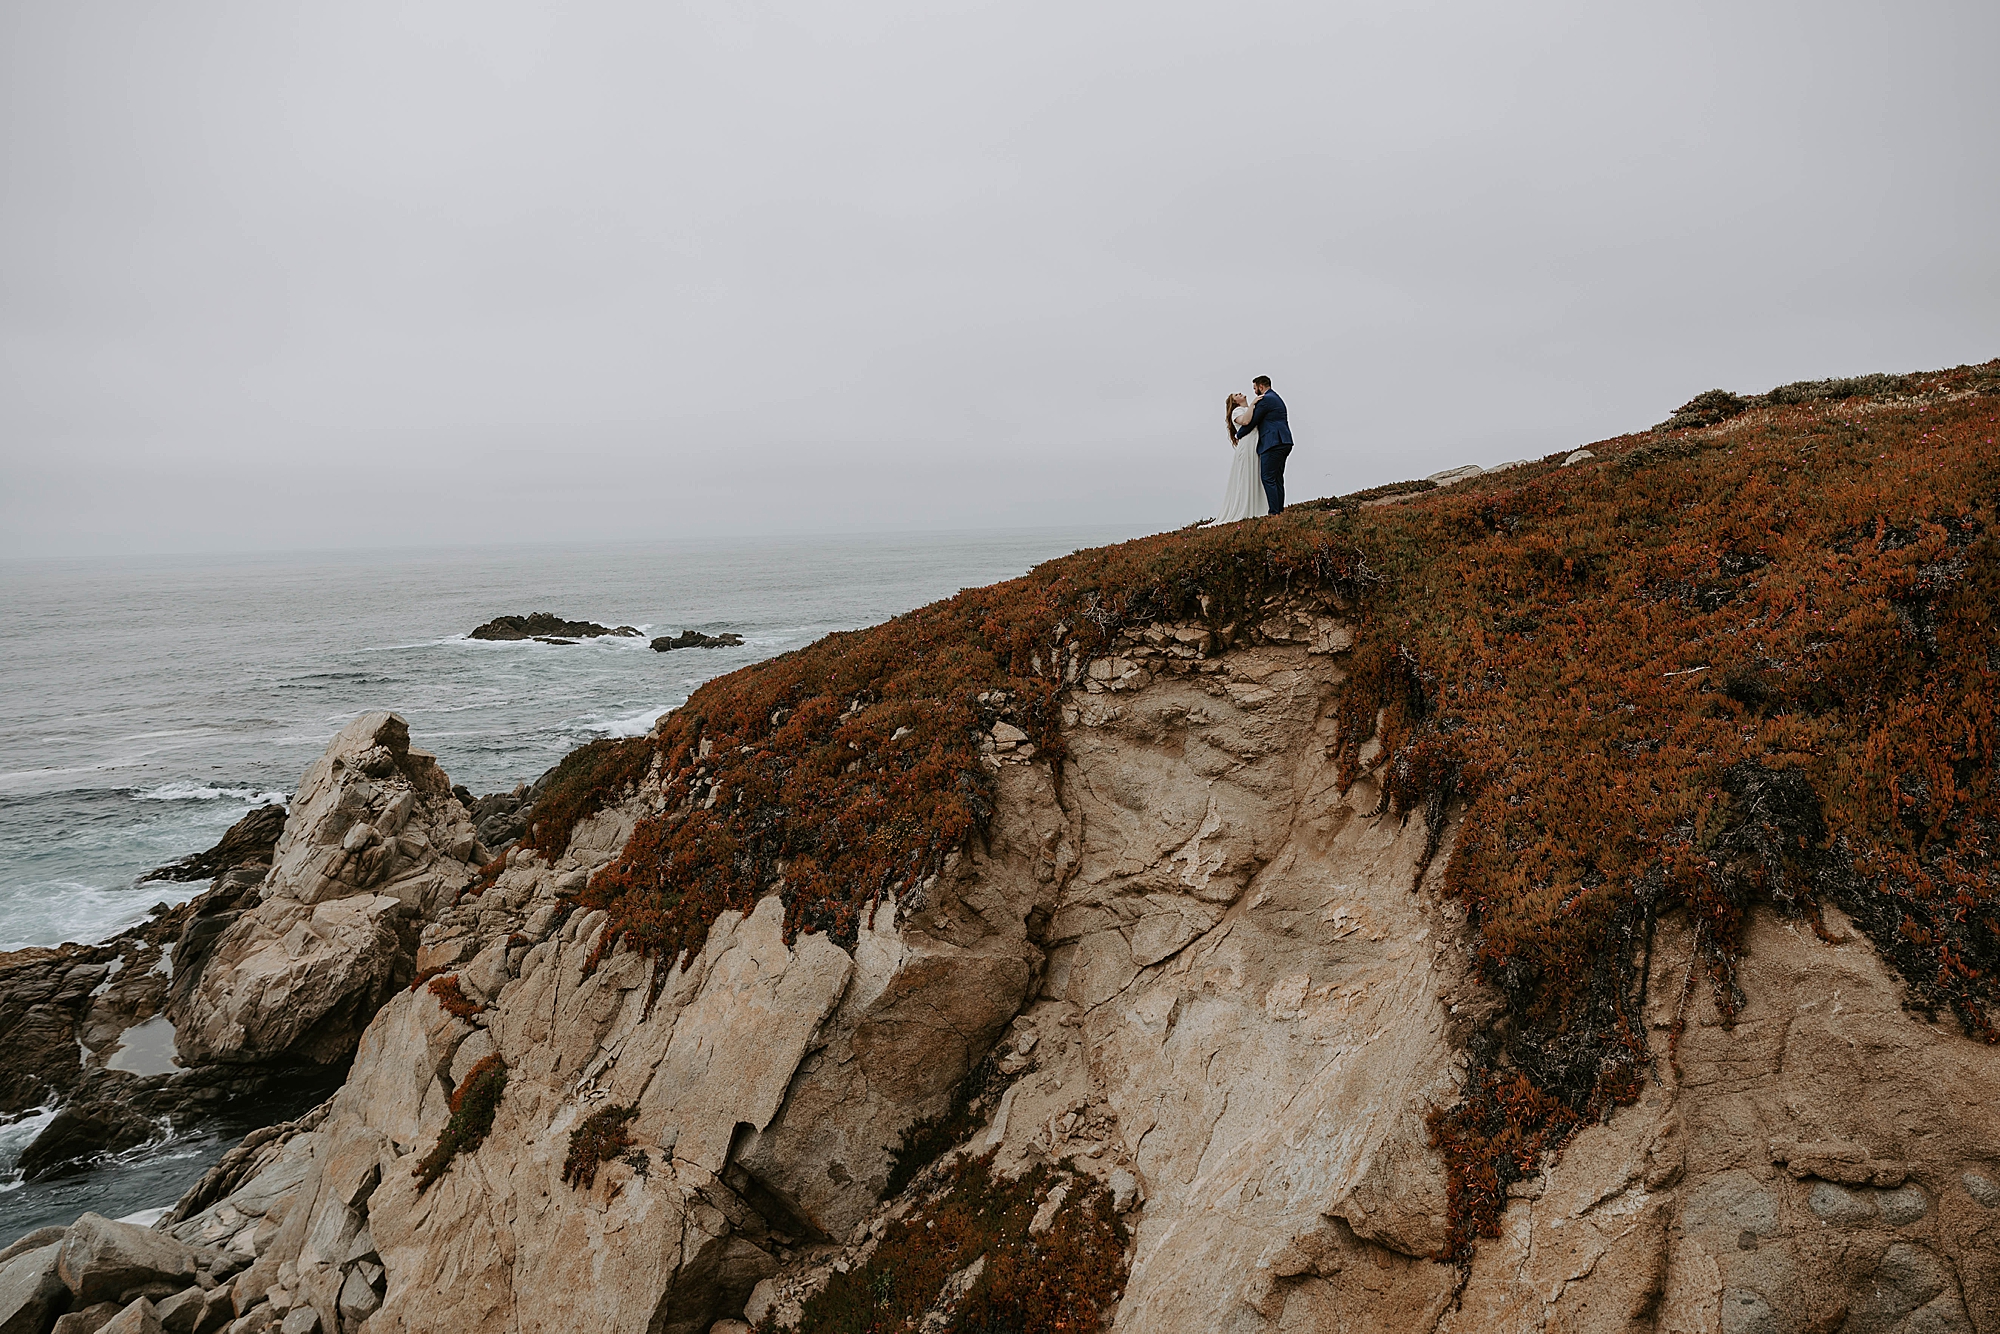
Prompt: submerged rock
<box><xmin>465</xmin><ymin>613</ymin><xmax>639</xmax><ymax>641</ymax></box>
<box><xmin>14</xmin><ymin>1104</ymin><xmax>156</xmax><ymax>1181</ymax></box>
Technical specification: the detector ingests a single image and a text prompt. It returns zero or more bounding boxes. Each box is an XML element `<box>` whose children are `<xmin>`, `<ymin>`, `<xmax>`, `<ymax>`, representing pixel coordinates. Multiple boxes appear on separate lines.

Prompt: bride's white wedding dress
<box><xmin>1216</xmin><ymin>402</ymin><xmax>1269</xmax><ymax>522</ymax></box>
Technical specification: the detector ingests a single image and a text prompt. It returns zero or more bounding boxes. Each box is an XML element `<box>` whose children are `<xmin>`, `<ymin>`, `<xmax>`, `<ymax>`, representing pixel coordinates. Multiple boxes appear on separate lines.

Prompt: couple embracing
<box><xmin>1216</xmin><ymin>375</ymin><xmax>1294</xmax><ymax>523</ymax></box>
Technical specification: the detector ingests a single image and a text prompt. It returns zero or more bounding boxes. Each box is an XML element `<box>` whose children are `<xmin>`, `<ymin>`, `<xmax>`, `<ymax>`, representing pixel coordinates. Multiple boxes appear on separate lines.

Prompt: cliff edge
<box><xmin>3</xmin><ymin>359</ymin><xmax>1997</xmax><ymax>1334</ymax></box>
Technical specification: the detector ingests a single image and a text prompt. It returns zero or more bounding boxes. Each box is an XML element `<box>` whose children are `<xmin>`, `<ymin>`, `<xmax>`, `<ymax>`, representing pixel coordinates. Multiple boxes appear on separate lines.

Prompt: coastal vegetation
<box><xmin>424</xmin><ymin>973</ymin><xmax>481</xmax><ymax>1019</ymax></box>
<box><xmin>562</xmin><ymin>1103</ymin><xmax>639</xmax><ymax>1190</ymax></box>
<box><xmin>413</xmin><ymin>1053</ymin><xmax>509</xmax><ymax>1192</ymax></box>
<box><xmin>514</xmin><ymin>359</ymin><xmax>2000</xmax><ymax>1260</ymax></box>
<box><xmin>566</xmin><ymin>512</ymin><xmax>1367</xmax><ymax>967</ymax></box>
<box><xmin>767</xmin><ymin>1153</ymin><xmax>1128</xmax><ymax>1334</ymax></box>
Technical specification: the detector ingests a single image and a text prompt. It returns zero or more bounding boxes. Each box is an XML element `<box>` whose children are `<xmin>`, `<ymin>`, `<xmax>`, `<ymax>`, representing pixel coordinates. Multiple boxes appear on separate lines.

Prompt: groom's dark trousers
<box><xmin>1237</xmin><ymin>390</ymin><xmax>1294</xmax><ymax>514</ymax></box>
<box><xmin>1259</xmin><ymin>444</ymin><xmax>1293</xmax><ymax>515</ymax></box>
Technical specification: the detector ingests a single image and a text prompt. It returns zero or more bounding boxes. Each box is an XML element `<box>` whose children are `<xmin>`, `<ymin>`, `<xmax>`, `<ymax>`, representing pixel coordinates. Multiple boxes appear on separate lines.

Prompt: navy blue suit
<box><xmin>1234</xmin><ymin>390</ymin><xmax>1294</xmax><ymax>513</ymax></box>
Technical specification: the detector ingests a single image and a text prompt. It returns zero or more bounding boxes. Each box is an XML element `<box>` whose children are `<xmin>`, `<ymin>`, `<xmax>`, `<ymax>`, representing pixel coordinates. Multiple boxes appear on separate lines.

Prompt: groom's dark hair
<box><xmin>1253</xmin><ymin>376</ymin><xmax>1272</xmax><ymax>388</ymax></box>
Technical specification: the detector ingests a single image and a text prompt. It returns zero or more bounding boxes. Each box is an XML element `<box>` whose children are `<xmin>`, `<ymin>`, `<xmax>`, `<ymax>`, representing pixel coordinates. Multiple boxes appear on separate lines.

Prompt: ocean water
<box><xmin>0</xmin><ymin>524</ymin><xmax>1146</xmax><ymax>1232</ymax></box>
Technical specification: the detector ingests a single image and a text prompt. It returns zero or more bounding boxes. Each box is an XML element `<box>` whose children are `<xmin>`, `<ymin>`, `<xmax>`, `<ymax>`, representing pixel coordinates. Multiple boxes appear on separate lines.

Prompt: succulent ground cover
<box><xmin>766</xmin><ymin>1153</ymin><xmax>1127</xmax><ymax>1334</ymax></box>
<box><xmin>566</xmin><ymin>519</ymin><xmax>1368</xmax><ymax>967</ymax></box>
<box><xmin>523</xmin><ymin>359</ymin><xmax>1999</xmax><ymax>1262</ymax></box>
<box><xmin>1343</xmin><ymin>361</ymin><xmax>2000</xmax><ymax>1256</ymax></box>
<box><xmin>423</xmin><ymin>973</ymin><xmax>480</xmax><ymax>1019</ymax></box>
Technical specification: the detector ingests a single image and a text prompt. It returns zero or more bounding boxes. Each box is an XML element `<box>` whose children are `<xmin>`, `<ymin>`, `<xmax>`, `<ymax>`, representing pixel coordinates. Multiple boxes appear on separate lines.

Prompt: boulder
<box><xmin>152</xmin><ymin>1288</ymin><xmax>205</xmax><ymax>1334</ymax></box>
<box><xmin>171</xmin><ymin>714</ymin><xmax>478</xmax><ymax>1068</ymax></box>
<box><xmin>0</xmin><ymin>1242</ymin><xmax>68</xmax><ymax>1334</ymax></box>
<box><xmin>0</xmin><ymin>1228</ymin><xmax>68</xmax><ymax>1268</ymax></box>
<box><xmin>17</xmin><ymin>1100</ymin><xmax>157</xmax><ymax>1179</ymax></box>
<box><xmin>98</xmin><ymin>1299</ymin><xmax>163</xmax><ymax>1334</ymax></box>
<box><xmin>50</xmin><ymin>1304</ymin><xmax>123</xmax><ymax>1334</ymax></box>
<box><xmin>170</xmin><ymin>893</ymin><xmax>418</xmax><ymax>1067</ymax></box>
<box><xmin>333</xmin><ymin>1269</ymin><xmax>378</xmax><ymax>1323</ymax></box>
<box><xmin>194</xmin><ymin>1289</ymin><xmax>235</xmax><ymax>1334</ymax></box>
<box><xmin>459</xmin><ymin>766</ymin><xmax>557</xmax><ymax>855</ymax></box>
<box><xmin>225</xmin><ymin>1308</ymin><xmax>278</xmax><ymax>1334</ymax></box>
<box><xmin>55</xmin><ymin>1215</ymin><xmax>199</xmax><ymax>1306</ymax></box>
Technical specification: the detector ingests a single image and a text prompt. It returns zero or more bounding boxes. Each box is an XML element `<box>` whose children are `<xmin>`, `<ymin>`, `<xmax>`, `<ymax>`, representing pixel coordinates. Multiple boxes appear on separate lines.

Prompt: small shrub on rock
<box><xmin>882</xmin><ymin>1055</ymin><xmax>1016</xmax><ymax>1199</ymax></box>
<box><xmin>562</xmin><ymin>1104</ymin><xmax>638</xmax><ymax>1190</ymax></box>
<box><xmin>1659</xmin><ymin>387</ymin><xmax>1751</xmax><ymax>430</ymax></box>
<box><xmin>425</xmin><ymin>973</ymin><xmax>480</xmax><ymax>1019</ymax></box>
<box><xmin>414</xmin><ymin>1054</ymin><xmax>508</xmax><ymax>1192</ymax></box>
<box><xmin>780</xmin><ymin>1152</ymin><xmax>1127</xmax><ymax>1334</ymax></box>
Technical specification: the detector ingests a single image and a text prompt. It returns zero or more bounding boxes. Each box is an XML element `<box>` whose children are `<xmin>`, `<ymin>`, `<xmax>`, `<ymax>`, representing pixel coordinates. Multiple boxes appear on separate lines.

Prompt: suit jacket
<box><xmin>1237</xmin><ymin>390</ymin><xmax>1293</xmax><ymax>454</ymax></box>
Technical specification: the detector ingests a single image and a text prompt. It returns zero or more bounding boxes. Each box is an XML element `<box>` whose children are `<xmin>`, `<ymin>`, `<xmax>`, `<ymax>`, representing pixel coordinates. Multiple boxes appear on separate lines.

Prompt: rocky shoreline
<box><xmin>0</xmin><ymin>725</ymin><xmax>564</xmax><ymax>1192</ymax></box>
<box><xmin>0</xmin><ymin>802</ymin><xmax>316</xmax><ymax>1185</ymax></box>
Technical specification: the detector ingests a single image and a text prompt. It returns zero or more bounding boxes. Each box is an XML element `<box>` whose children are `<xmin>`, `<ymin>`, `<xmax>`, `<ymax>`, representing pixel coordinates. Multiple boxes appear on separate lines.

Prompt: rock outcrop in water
<box><xmin>450</xmin><ymin>774</ymin><xmax>553</xmax><ymax>857</ymax></box>
<box><xmin>6</xmin><ymin>360</ymin><xmax>2000</xmax><ymax>1334</ymax></box>
<box><xmin>649</xmin><ymin>630</ymin><xmax>744</xmax><ymax>652</ymax></box>
<box><xmin>466</xmin><ymin>614</ymin><xmax>640</xmax><ymax>642</ymax></box>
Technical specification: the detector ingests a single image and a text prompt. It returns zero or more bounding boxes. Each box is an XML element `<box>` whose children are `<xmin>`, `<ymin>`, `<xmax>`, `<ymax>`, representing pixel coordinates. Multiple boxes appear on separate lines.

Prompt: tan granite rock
<box><xmin>171</xmin><ymin>713</ymin><xmax>478</xmax><ymax>1067</ymax></box>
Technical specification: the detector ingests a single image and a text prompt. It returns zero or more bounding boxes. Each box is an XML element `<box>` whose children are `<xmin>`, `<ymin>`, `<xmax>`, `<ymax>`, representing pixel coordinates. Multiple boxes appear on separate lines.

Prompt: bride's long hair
<box><xmin>1224</xmin><ymin>392</ymin><xmax>1243</xmax><ymax>443</ymax></box>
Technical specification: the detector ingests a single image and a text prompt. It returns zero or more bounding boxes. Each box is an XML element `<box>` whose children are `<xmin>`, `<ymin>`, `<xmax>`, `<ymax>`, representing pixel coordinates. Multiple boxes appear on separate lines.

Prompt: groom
<box><xmin>1233</xmin><ymin>375</ymin><xmax>1293</xmax><ymax>514</ymax></box>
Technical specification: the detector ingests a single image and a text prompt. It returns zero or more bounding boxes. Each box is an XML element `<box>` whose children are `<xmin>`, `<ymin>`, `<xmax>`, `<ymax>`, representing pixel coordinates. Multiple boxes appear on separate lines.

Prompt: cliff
<box><xmin>2</xmin><ymin>359</ymin><xmax>1997</xmax><ymax>1334</ymax></box>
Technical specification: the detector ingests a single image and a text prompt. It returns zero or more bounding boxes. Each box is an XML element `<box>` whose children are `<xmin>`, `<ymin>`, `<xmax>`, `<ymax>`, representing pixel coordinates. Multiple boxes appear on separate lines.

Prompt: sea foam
<box><xmin>135</xmin><ymin>783</ymin><xmax>287</xmax><ymax>804</ymax></box>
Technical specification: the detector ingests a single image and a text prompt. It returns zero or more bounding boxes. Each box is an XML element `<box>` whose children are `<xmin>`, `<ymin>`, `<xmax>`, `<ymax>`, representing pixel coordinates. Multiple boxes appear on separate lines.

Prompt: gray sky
<box><xmin>3</xmin><ymin>1</ymin><xmax>1996</xmax><ymax>556</ymax></box>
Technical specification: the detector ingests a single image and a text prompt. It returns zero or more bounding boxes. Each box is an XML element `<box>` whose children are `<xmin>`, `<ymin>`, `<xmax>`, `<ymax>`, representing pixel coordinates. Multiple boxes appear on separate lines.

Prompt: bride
<box><xmin>1215</xmin><ymin>391</ymin><xmax>1269</xmax><ymax>522</ymax></box>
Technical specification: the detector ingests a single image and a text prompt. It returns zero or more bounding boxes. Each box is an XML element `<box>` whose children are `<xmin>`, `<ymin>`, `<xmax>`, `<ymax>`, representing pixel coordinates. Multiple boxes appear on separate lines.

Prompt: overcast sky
<box><xmin>3</xmin><ymin>1</ymin><xmax>1995</xmax><ymax>556</ymax></box>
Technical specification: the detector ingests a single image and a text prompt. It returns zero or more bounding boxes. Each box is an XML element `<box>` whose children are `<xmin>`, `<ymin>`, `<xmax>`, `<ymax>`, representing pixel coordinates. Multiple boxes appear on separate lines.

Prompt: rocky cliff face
<box><xmin>15</xmin><ymin>604</ymin><xmax>1980</xmax><ymax>1334</ymax></box>
<box><xmin>6</xmin><ymin>362</ymin><xmax>1997</xmax><ymax>1334</ymax></box>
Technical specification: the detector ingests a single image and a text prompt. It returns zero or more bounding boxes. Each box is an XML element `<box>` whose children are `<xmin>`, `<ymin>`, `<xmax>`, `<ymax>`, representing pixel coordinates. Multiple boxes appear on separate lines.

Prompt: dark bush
<box><xmin>414</xmin><ymin>1054</ymin><xmax>508</xmax><ymax>1192</ymax></box>
<box><xmin>1659</xmin><ymin>388</ymin><xmax>1751</xmax><ymax>430</ymax></box>
<box><xmin>778</xmin><ymin>1152</ymin><xmax>1127</xmax><ymax>1334</ymax></box>
<box><xmin>563</xmin><ymin>1104</ymin><xmax>639</xmax><ymax>1190</ymax></box>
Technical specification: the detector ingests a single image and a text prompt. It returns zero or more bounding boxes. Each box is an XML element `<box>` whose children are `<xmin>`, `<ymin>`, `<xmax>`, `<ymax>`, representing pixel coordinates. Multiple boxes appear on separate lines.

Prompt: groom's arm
<box><xmin>1235</xmin><ymin>394</ymin><xmax>1270</xmax><ymax>440</ymax></box>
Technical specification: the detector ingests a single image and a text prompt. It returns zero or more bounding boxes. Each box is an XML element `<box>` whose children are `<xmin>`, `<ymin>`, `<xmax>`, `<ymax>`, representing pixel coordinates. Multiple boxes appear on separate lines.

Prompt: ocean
<box><xmin>0</xmin><ymin>524</ymin><xmax>1146</xmax><ymax>1235</ymax></box>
